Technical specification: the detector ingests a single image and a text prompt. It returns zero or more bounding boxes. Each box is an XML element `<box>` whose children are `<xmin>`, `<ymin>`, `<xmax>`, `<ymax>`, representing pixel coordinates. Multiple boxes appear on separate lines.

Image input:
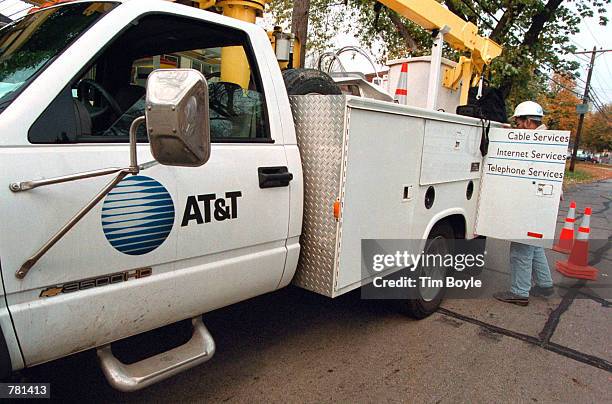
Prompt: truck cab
<box><xmin>0</xmin><ymin>0</ymin><xmax>302</xmax><ymax>379</ymax></box>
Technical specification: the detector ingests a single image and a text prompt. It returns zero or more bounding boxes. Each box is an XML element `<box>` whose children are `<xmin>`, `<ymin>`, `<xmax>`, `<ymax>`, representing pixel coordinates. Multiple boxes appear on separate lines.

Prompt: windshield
<box><xmin>0</xmin><ymin>2</ymin><xmax>117</xmax><ymax>113</ymax></box>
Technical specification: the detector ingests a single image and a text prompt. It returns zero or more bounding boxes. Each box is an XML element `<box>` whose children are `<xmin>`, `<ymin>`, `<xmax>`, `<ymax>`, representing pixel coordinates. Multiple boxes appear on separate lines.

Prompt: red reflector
<box><xmin>578</xmin><ymin>227</ymin><xmax>590</xmax><ymax>233</ymax></box>
<box><xmin>527</xmin><ymin>232</ymin><xmax>543</xmax><ymax>239</ymax></box>
<box><xmin>395</xmin><ymin>89</ymin><xmax>408</xmax><ymax>95</ymax></box>
<box><xmin>566</xmin><ymin>218</ymin><xmax>575</xmax><ymax>223</ymax></box>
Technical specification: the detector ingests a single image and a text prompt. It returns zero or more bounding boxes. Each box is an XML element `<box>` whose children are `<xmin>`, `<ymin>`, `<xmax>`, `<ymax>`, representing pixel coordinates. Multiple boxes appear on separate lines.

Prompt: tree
<box><xmin>583</xmin><ymin>105</ymin><xmax>612</xmax><ymax>152</ymax></box>
<box><xmin>268</xmin><ymin>0</ymin><xmax>345</xmax><ymax>60</ymax></box>
<box><xmin>268</xmin><ymin>0</ymin><xmax>610</xmax><ymax>111</ymax></box>
<box><xmin>291</xmin><ymin>0</ymin><xmax>311</xmax><ymax>67</ymax></box>
<box><xmin>538</xmin><ymin>73</ymin><xmax>580</xmax><ymax>136</ymax></box>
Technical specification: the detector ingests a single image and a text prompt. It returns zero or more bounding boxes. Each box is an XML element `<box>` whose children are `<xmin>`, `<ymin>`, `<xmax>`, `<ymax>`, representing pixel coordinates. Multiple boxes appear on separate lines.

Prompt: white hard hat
<box><xmin>512</xmin><ymin>101</ymin><xmax>544</xmax><ymax>118</ymax></box>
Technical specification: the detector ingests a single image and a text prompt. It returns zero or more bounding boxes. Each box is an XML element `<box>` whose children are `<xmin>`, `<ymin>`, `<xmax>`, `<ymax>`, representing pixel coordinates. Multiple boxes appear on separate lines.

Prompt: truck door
<box><xmin>475</xmin><ymin>128</ymin><xmax>571</xmax><ymax>247</ymax></box>
<box><xmin>0</xmin><ymin>6</ymin><xmax>290</xmax><ymax>366</ymax></box>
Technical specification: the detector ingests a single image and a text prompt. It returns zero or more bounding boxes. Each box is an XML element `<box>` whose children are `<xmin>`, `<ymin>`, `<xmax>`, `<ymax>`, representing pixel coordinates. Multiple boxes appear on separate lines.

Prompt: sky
<box><xmin>570</xmin><ymin>10</ymin><xmax>612</xmax><ymax>106</ymax></box>
<box><xmin>1</xmin><ymin>0</ymin><xmax>611</xmax><ymax>104</ymax></box>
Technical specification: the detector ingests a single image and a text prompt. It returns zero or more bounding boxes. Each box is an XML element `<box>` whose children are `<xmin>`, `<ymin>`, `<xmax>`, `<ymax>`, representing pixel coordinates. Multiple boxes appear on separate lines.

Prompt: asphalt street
<box><xmin>16</xmin><ymin>180</ymin><xmax>612</xmax><ymax>403</ymax></box>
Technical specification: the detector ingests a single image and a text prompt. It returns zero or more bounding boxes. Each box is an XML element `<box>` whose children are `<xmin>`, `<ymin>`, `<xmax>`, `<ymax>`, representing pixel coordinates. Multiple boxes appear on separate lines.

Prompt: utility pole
<box><xmin>569</xmin><ymin>47</ymin><xmax>611</xmax><ymax>171</ymax></box>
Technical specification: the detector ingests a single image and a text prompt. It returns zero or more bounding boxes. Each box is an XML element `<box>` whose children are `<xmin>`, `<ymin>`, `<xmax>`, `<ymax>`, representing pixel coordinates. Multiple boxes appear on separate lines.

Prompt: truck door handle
<box><xmin>258</xmin><ymin>166</ymin><xmax>293</xmax><ymax>188</ymax></box>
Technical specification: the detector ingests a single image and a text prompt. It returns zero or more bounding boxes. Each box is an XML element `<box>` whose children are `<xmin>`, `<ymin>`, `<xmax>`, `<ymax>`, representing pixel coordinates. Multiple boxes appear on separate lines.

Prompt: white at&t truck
<box><xmin>0</xmin><ymin>0</ymin><xmax>565</xmax><ymax>391</ymax></box>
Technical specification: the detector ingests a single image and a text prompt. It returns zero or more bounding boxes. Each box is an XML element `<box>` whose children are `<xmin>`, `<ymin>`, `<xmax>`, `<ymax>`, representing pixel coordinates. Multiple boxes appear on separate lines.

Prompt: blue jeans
<box><xmin>509</xmin><ymin>242</ymin><xmax>553</xmax><ymax>297</ymax></box>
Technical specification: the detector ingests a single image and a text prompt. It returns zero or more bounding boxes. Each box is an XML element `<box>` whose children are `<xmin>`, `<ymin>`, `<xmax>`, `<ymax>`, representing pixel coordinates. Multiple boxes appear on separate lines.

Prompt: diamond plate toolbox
<box><xmin>289</xmin><ymin>95</ymin><xmax>349</xmax><ymax>297</ymax></box>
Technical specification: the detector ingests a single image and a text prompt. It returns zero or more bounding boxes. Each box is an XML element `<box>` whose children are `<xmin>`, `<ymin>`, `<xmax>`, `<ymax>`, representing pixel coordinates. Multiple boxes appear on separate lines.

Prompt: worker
<box><xmin>493</xmin><ymin>101</ymin><xmax>554</xmax><ymax>306</ymax></box>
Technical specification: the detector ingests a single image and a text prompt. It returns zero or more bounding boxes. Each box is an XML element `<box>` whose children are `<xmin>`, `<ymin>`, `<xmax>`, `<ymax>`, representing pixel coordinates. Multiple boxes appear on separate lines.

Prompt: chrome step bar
<box><xmin>97</xmin><ymin>316</ymin><xmax>215</xmax><ymax>392</ymax></box>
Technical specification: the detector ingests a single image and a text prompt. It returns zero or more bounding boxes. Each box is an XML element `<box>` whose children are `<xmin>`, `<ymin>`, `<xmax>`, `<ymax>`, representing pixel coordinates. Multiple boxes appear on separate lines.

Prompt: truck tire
<box><xmin>464</xmin><ymin>236</ymin><xmax>486</xmax><ymax>276</ymax></box>
<box><xmin>0</xmin><ymin>326</ymin><xmax>12</xmax><ymax>379</ymax></box>
<box><xmin>282</xmin><ymin>68</ymin><xmax>342</xmax><ymax>95</ymax></box>
<box><xmin>402</xmin><ymin>223</ymin><xmax>454</xmax><ymax>319</ymax></box>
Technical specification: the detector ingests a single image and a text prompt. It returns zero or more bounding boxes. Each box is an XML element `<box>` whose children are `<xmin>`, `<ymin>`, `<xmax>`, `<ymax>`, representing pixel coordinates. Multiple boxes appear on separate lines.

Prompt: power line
<box><xmin>457</xmin><ymin>0</ymin><xmax>496</xmax><ymax>32</ymax></box>
<box><xmin>599</xmin><ymin>55</ymin><xmax>612</xmax><ymax>88</ymax></box>
<box><xmin>589</xmin><ymin>97</ymin><xmax>610</xmax><ymax>121</ymax></box>
<box><xmin>589</xmin><ymin>86</ymin><xmax>609</xmax><ymax>111</ymax></box>
<box><xmin>569</xmin><ymin>52</ymin><xmax>591</xmax><ymax>64</ymax></box>
<box><xmin>587</xmin><ymin>90</ymin><xmax>607</xmax><ymax>109</ymax></box>
<box><xmin>574</xmin><ymin>48</ymin><xmax>612</xmax><ymax>55</ymax></box>
<box><xmin>570</xmin><ymin>47</ymin><xmax>598</xmax><ymax>170</ymax></box>
<box><xmin>583</xmin><ymin>22</ymin><xmax>602</xmax><ymax>48</ymax></box>
<box><xmin>593</xmin><ymin>76</ymin><xmax>612</xmax><ymax>96</ymax></box>
<box><xmin>568</xmin><ymin>37</ymin><xmax>589</xmax><ymax>53</ymax></box>
<box><xmin>540</xmin><ymin>70</ymin><xmax>585</xmax><ymax>97</ymax></box>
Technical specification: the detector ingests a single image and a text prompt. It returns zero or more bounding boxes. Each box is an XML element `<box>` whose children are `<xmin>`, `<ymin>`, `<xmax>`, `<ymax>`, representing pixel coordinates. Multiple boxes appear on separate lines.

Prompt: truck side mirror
<box><xmin>145</xmin><ymin>69</ymin><xmax>211</xmax><ymax>167</ymax></box>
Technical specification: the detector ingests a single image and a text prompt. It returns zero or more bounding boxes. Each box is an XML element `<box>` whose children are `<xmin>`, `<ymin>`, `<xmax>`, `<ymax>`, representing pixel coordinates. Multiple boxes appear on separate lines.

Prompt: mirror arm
<box><xmin>129</xmin><ymin>116</ymin><xmax>145</xmax><ymax>171</ymax></box>
<box><xmin>16</xmin><ymin>169</ymin><xmax>131</xmax><ymax>279</ymax></box>
<box><xmin>9</xmin><ymin>167</ymin><xmax>125</xmax><ymax>192</ymax></box>
<box><xmin>139</xmin><ymin>160</ymin><xmax>160</xmax><ymax>170</ymax></box>
<box><xmin>14</xmin><ymin>117</ymin><xmax>147</xmax><ymax>279</ymax></box>
<box><xmin>9</xmin><ymin>116</ymin><xmax>146</xmax><ymax>193</ymax></box>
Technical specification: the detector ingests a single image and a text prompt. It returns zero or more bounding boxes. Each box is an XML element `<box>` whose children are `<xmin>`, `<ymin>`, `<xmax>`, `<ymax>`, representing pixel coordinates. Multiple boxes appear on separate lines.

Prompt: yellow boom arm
<box><xmin>378</xmin><ymin>0</ymin><xmax>502</xmax><ymax>70</ymax></box>
<box><xmin>378</xmin><ymin>0</ymin><xmax>502</xmax><ymax>104</ymax></box>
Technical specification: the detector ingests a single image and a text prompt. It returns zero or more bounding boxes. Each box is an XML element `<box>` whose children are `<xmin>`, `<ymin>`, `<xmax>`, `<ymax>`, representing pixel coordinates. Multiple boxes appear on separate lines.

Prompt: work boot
<box><xmin>530</xmin><ymin>286</ymin><xmax>555</xmax><ymax>298</ymax></box>
<box><xmin>493</xmin><ymin>291</ymin><xmax>529</xmax><ymax>306</ymax></box>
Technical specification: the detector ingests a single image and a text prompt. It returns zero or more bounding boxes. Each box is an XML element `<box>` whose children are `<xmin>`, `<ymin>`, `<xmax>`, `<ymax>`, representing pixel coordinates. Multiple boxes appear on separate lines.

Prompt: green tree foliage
<box><xmin>268</xmin><ymin>0</ymin><xmax>609</xmax><ymax>109</ymax></box>
<box><xmin>268</xmin><ymin>0</ymin><xmax>345</xmax><ymax>56</ymax></box>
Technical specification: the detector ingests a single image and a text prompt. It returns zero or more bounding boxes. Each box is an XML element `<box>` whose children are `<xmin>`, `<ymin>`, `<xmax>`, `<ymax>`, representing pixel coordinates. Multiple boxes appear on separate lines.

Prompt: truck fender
<box><xmin>421</xmin><ymin>208</ymin><xmax>467</xmax><ymax>241</ymax></box>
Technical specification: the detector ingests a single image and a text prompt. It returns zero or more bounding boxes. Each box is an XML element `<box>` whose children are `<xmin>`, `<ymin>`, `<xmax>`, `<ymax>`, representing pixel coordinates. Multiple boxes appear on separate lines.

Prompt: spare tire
<box><xmin>282</xmin><ymin>68</ymin><xmax>342</xmax><ymax>95</ymax></box>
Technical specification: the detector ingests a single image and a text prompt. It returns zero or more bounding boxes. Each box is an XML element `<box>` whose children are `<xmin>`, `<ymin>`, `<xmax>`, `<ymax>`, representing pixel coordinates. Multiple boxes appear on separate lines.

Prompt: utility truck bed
<box><xmin>289</xmin><ymin>95</ymin><xmax>488</xmax><ymax>297</ymax></box>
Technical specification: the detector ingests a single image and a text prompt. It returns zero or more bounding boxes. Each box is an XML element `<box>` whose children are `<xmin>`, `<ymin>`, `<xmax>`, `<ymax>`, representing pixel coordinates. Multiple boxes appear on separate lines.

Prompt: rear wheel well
<box><xmin>431</xmin><ymin>214</ymin><xmax>466</xmax><ymax>240</ymax></box>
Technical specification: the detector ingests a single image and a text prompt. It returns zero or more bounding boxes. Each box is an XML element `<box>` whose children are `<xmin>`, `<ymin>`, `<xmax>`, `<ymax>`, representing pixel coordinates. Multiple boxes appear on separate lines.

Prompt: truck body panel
<box><xmin>290</xmin><ymin>95</ymin><xmax>496</xmax><ymax>297</ymax></box>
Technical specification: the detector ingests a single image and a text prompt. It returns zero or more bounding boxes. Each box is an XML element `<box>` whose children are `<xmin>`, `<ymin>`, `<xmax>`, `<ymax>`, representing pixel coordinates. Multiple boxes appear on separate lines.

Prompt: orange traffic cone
<box><xmin>553</xmin><ymin>201</ymin><xmax>576</xmax><ymax>254</ymax></box>
<box><xmin>556</xmin><ymin>207</ymin><xmax>598</xmax><ymax>280</ymax></box>
<box><xmin>394</xmin><ymin>62</ymin><xmax>408</xmax><ymax>105</ymax></box>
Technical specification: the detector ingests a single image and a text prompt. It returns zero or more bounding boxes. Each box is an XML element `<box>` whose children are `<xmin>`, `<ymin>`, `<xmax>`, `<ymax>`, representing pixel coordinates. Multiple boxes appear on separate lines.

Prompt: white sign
<box><xmin>475</xmin><ymin>128</ymin><xmax>571</xmax><ymax>247</ymax></box>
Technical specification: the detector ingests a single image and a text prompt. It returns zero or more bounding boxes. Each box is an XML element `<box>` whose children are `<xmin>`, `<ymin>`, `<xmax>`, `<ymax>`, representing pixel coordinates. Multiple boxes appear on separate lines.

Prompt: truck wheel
<box><xmin>464</xmin><ymin>236</ymin><xmax>486</xmax><ymax>276</ymax></box>
<box><xmin>282</xmin><ymin>68</ymin><xmax>341</xmax><ymax>95</ymax></box>
<box><xmin>402</xmin><ymin>223</ymin><xmax>454</xmax><ymax>319</ymax></box>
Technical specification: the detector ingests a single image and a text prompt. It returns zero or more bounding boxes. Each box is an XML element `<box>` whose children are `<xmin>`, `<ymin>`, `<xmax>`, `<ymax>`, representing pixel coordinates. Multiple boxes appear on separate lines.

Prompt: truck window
<box><xmin>28</xmin><ymin>13</ymin><xmax>270</xmax><ymax>144</ymax></box>
<box><xmin>0</xmin><ymin>2</ymin><xmax>117</xmax><ymax>115</ymax></box>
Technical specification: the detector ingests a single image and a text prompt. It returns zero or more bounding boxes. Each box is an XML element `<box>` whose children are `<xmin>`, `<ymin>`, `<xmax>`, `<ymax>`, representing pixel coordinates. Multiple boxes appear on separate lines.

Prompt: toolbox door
<box><xmin>475</xmin><ymin>128</ymin><xmax>571</xmax><ymax>247</ymax></box>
